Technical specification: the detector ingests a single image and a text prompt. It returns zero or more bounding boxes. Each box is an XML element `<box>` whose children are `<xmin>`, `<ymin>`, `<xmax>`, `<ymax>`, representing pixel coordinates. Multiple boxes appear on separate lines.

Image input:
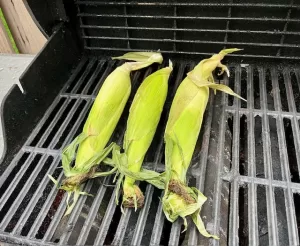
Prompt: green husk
<box><xmin>49</xmin><ymin>52</ymin><xmax>163</xmax><ymax>216</ymax></box>
<box><xmin>110</xmin><ymin>61</ymin><xmax>173</xmax><ymax>210</ymax></box>
<box><xmin>162</xmin><ymin>48</ymin><xmax>245</xmax><ymax>238</ymax></box>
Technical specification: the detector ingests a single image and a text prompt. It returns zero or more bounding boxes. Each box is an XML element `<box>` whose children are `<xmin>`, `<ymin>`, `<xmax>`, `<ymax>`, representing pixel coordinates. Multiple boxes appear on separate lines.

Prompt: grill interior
<box><xmin>1</xmin><ymin>57</ymin><xmax>300</xmax><ymax>245</ymax></box>
<box><xmin>1</xmin><ymin>0</ymin><xmax>300</xmax><ymax>245</ymax></box>
<box><xmin>78</xmin><ymin>0</ymin><xmax>300</xmax><ymax>60</ymax></box>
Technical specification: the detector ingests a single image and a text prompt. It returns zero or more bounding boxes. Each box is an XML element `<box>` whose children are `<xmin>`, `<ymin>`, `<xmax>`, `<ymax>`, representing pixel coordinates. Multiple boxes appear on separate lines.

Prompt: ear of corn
<box><xmin>48</xmin><ymin>52</ymin><xmax>163</xmax><ymax>216</ymax></box>
<box><xmin>75</xmin><ymin>52</ymin><xmax>163</xmax><ymax>169</ymax></box>
<box><xmin>162</xmin><ymin>49</ymin><xmax>245</xmax><ymax>238</ymax></box>
<box><xmin>109</xmin><ymin>61</ymin><xmax>173</xmax><ymax>210</ymax></box>
<box><xmin>122</xmin><ymin>61</ymin><xmax>173</xmax><ymax>209</ymax></box>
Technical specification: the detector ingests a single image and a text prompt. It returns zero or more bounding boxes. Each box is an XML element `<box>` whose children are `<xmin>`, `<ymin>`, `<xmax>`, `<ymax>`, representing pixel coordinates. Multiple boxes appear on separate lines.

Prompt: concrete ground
<box><xmin>0</xmin><ymin>54</ymin><xmax>34</xmax><ymax>159</ymax></box>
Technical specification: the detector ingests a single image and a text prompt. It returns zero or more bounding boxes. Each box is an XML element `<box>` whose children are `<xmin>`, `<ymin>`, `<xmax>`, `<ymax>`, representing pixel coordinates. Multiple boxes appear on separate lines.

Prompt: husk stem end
<box><xmin>168</xmin><ymin>179</ymin><xmax>195</xmax><ymax>204</ymax></box>
<box><xmin>162</xmin><ymin>182</ymin><xmax>218</xmax><ymax>239</ymax></box>
<box><xmin>122</xmin><ymin>184</ymin><xmax>145</xmax><ymax>211</ymax></box>
<box><xmin>61</xmin><ymin>166</ymin><xmax>96</xmax><ymax>189</ymax></box>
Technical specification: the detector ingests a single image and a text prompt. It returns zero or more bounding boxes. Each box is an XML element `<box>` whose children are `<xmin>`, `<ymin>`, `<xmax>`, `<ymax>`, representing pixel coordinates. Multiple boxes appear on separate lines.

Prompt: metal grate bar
<box><xmin>283</xmin><ymin>70</ymin><xmax>300</xmax><ymax>177</ymax></box>
<box><xmin>0</xmin><ymin>154</ymin><xmax>50</xmax><ymax>229</ymax></box>
<box><xmin>85</xmin><ymin>47</ymin><xmax>300</xmax><ymax>60</ymax></box>
<box><xmin>130</xmin><ymin>140</ymin><xmax>164</xmax><ymax>245</ymax></box>
<box><xmin>21</xmin><ymin>58</ymin><xmax>88</xmax><ymax>147</ymax></box>
<box><xmin>0</xmin><ymin>232</ymin><xmax>55</xmax><ymax>246</ymax></box>
<box><xmin>75</xmin><ymin>176</ymin><xmax>111</xmax><ymax>245</ymax></box>
<box><xmin>228</xmin><ymin>66</ymin><xmax>242</xmax><ymax>246</ymax></box>
<box><xmin>123</xmin><ymin>4</ymin><xmax>130</xmax><ymax>49</ymax></box>
<box><xmin>25</xmin><ymin>57</ymin><xmax>88</xmax><ymax>150</ymax></box>
<box><xmin>211</xmin><ymin>73</ymin><xmax>230</xmax><ymax>244</ymax></box>
<box><xmin>42</xmin><ymin>194</ymin><xmax>70</xmax><ymax>241</ymax></box>
<box><xmin>91</xmin><ymin>60</ymin><xmax>117</xmax><ymax>96</ymax></box>
<box><xmin>81</xmin><ymin>60</ymin><xmax>106</xmax><ymax>94</ymax></box>
<box><xmin>49</xmin><ymin>100</ymin><xmax>93</xmax><ymax>148</ymax></box>
<box><xmin>296</xmin><ymin>69</ymin><xmax>300</xmax><ymax>91</ymax></box>
<box><xmin>79</xmin><ymin>15</ymin><xmax>300</xmax><ymax>22</ymax></box>
<box><xmin>27</xmin><ymin>171</ymin><xmax>65</xmax><ymax>238</ymax></box>
<box><xmin>172</xmin><ymin>6</ymin><xmax>177</xmax><ymax>52</ymax></box>
<box><xmin>276</xmin><ymin>0</ymin><xmax>293</xmax><ymax>56</ymax></box>
<box><xmin>223</xmin><ymin>0</ymin><xmax>232</xmax><ymax>44</ymax></box>
<box><xmin>34</xmin><ymin>98</ymin><xmax>73</xmax><ymax>148</ymax></box>
<box><xmin>59</xmin><ymin>57</ymin><xmax>89</xmax><ymax>95</ymax></box>
<box><xmin>77</xmin><ymin>1</ymin><xmax>300</xmax><ymax>60</ymax></box>
<box><xmin>93</xmin><ymin>188</ymin><xmax>118</xmax><ymax>245</ymax></box>
<box><xmin>0</xmin><ymin>151</ymin><xmax>25</xmax><ymax>187</ymax></box>
<box><xmin>22</xmin><ymin>146</ymin><xmax>60</xmax><ymax>155</ymax></box>
<box><xmin>187</xmin><ymin>93</ymin><xmax>215</xmax><ymax>244</ymax></box>
<box><xmin>226</xmin><ymin>107</ymin><xmax>300</xmax><ymax>118</ymax></box>
<box><xmin>47</xmin><ymin>99</ymin><xmax>91</xmax><ymax>149</ymax></box>
<box><xmin>77</xmin><ymin>23</ymin><xmax>300</xmax><ymax>36</ymax></box>
<box><xmin>70</xmin><ymin>58</ymin><xmax>97</xmax><ymax>94</ymax></box>
<box><xmin>60</xmin><ymin>93</ymin><xmax>96</xmax><ymax>100</ymax></box>
<box><xmin>221</xmin><ymin>175</ymin><xmax>300</xmax><ymax>189</ymax></box>
<box><xmin>77</xmin><ymin>3</ymin><xmax>87</xmax><ymax>48</ymax></box>
<box><xmin>111</xmin><ymin>209</ymin><xmax>132</xmax><ymax>245</ymax></box>
<box><xmin>11</xmin><ymin>156</ymin><xmax>60</xmax><ymax>235</ymax></box>
<box><xmin>76</xmin><ymin>1</ymin><xmax>300</xmax><ymax>8</ymax></box>
<box><xmin>247</xmin><ymin>65</ymin><xmax>259</xmax><ymax>246</ymax></box>
<box><xmin>130</xmin><ymin>184</ymin><xmax>155</xmax><ymax>245</ymax></box>
<box><xmin>260</xmin><ymin>68</ymin><xmax>279</xmax><ymax>245</ymax></box>
<box><xmin>82</xmin><ymin>36</ymin><xmax>300</xmax><ymax>49</ymax></box>
<box><xmin>81</xmin><ymin>24</ymin><xmax>300</xmax><ymax>33</ymax></box>
<box><xmin>271</xmin><ymin>68</ymin><xmax>299</xmax><ymax>245</ymax></box>
<box><xmin>0</xmin><ymin>152</ymin><xmax>36</xmax><ymax>210</ymax></box>
<box><xmin>168</xmin><ymin>220</ymin><xmax>181</xmax><ymax>245</ymax></box>
<box><xmin>58</xmin><ymin>180</ymin><xmax>95</xmax><ymax>245</ymax></box>
<box><xmin>228</xmin><ymin>181</ymin><xmax>239</xmax><ymax>246</ymax></box>
<box><xmin>149</xmin><ymin>193</ymin><xmax>165</xmax><ymax>245</ymax></box>
<box><xmin>49</xmin><ymin>99</ymin><xmax>92</xmax><ymax>152</ymax></box>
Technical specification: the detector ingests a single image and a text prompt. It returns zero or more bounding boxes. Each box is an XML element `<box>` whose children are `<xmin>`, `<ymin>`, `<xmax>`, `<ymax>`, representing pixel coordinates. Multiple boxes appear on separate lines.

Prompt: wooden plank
<box><xmin>0</xmin><ymin>0</ymin><xmax>47</xmax><ymax>54</ymax></box>
<box><xmin>0</xmin><ymin>17</ymin><xmax>14</xmax><ymax>53</ymax></box>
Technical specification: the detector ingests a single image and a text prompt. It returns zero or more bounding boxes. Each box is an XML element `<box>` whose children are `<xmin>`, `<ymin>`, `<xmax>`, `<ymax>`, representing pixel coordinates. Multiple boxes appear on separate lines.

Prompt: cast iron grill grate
<box><xmin>77</xmin><ymin>0</ymin><xmax>300</xmax><ymax>60</ymax></box>
<box><xmin>0</xmin><ymin>56</ymin><xmax>300</xmax><ymax>245</ymax></box>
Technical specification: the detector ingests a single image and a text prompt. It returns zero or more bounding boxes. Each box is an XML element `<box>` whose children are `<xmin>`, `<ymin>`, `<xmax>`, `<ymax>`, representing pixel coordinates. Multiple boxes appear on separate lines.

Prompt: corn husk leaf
<box><xmin>187</xmin><ymin>72</ymin><xmax>246</xmax><ymax>101</ymax></box>
<box><xmin>111</xmin><ymin>146</ymin><xmax>165</xmax><ymax>189</ymax></box>
<box><xmin>112</xmin><ymin>52</ymin><xmax>162</xmax><ymax>62</ymax></box>
<box><xmin>162</xmin><ymin>48</ymin><xmax>243</xmax><ymax>239</ymax></box>
<box><xmin>96</xmin><ymin>63</ymin><xmax>172</xmax><ymax>209</ymax></box>
<box><xmin>48</xmin><ymin>52</ymin><xmax>162</xmax><ymax>214</ymax></box>
<box><xmin>64</xmin><ymin>186</ymin><xmax>93</xmax><ymax>216</ymax></box>
<box><xmin>62</xmin><ymin>133</ymin><xmax>90</xmax><ymax>177</ymax></box>
<box><xmin>162</xmin><ymin>186</ymin><xmax>218</xmax><ymax>239</ymax></box>
<box><xmin>113</xmin><ymin>52</ymin><xmax>163</xmax><ymax>71</ymax></box>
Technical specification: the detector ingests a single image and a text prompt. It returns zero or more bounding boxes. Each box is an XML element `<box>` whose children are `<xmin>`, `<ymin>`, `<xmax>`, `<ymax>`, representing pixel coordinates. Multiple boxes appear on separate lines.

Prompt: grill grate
<box><xmin>76</xmin><ymin>0</ymin><xmax>300</xmax><ymax>60</ymax></box>
<box><xmin>0</xmin><ymin>56</ymin><xmax>300</xmax><ymax>245</ymax></box>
